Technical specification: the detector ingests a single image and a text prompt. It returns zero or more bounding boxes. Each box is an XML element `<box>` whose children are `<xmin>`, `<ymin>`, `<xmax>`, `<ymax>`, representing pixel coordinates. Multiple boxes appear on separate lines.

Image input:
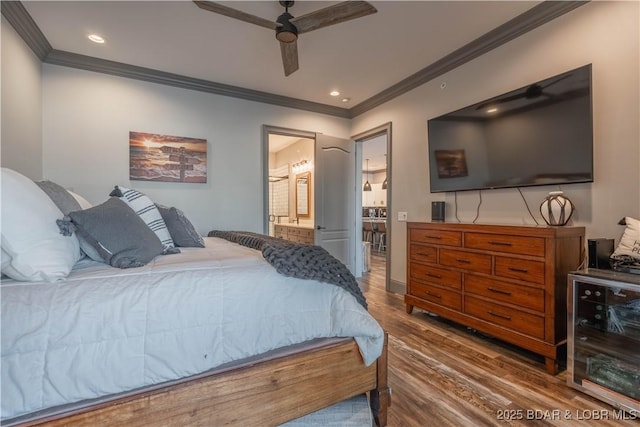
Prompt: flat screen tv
<box><xmin>428</xmin><ymin>64</ymin><xmax>593</xmax><ymax>193</ymax></box>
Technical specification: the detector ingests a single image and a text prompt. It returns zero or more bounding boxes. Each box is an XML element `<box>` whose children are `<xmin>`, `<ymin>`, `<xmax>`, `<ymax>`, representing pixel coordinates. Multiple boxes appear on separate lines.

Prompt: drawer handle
<box><xmin>488</xmin><ymin>311</ymin><xmax>512</xmax><ymax>320</ymax></box>
<box><xmin>508</xmin><ymin>266</ymin><xmax>529</xmax><ymax>273</ymax></box>
<box><xmin>456</xmin><ymin>258</ymin><xmax>471</xmax><ymax>264</ymax></box>
<box><xmin>488</xmin><ymin>241</ymin><xmax>512</xmax><ymax>247</ymax></box>
<box><xmin>417</xmin><ymin>252</ymin><xmax>432</xmax><ymax>257</ymax></box>
<box><xmin>426</xmin><ymin>273</ymin><xmax>442</xmax><ymax>279</ymax></box>
<box><xmin>425</xmin><ymin>291</ymin><xmax>442</xmax><ymax>299</ymax></box>
<box><xmin>424</xmin><ymin>235</ymin><xmax>443</xmax><ymax>240</ymax></box>
<box><xmin>488</xmin><ymin>287</ymin><xmax>512</xmax><ymax>296</ymax></box>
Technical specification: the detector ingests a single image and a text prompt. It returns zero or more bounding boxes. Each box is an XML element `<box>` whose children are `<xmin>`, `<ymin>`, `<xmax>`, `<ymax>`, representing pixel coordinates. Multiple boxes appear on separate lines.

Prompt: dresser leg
<box><xmin>545</xmin><ymin>357</ymin><xmax>558</xmax><ymax>375</ymax></box>
<box><xmin>405</xmin><ymin>304</ymin><xmax>413</xmax><ymax>314</ymax></box>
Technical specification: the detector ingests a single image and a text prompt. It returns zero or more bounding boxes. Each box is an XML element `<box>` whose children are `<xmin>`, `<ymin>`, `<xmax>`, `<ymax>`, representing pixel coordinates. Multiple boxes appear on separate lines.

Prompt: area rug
<box><xmin>280</xmin><ymin>394</ymin><xmax>373</xmax><ymax>426</ymax></box>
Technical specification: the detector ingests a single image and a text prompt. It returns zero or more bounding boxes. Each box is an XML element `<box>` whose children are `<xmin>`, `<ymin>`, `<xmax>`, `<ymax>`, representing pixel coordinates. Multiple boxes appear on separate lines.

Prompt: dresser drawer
<box><xmin>495</xmin><ymin>257</ymin><xmax>545</xmax><ymax>286</ymax></box>
<box><xmin>298</xmin><ymin>228</ymin><xmax>314</xmax><ymax>239</ymax></box>
<box><xmin>410</xmin><ymin>245</ymin><xmax>437</xmax><ymax>264</ymax></box>
<box><xmin>411</xmin><ymin>282</ymin><xmax>461</xmax><ymax>310</ymax></box>
<box><xmin>464</xmin><ymin>295</ymin><xmax>545</xmax><ymax>339</ymax></box>
<box><xmin>465</xmin><ymin>275</ymin><xmax>544</xmax><ymax>312</ymax></box>
<box><xmin>410</xmin><ymin>264</ymin><xmax>461</xmax><ymax>290</ymax></box>
<box><xmin>464</xmin><ymin>232</ymin><xmax>545</xmax><ymax>257</ymax></box>
<box><xmin>410</xmin><ymin>229</ymin><xmax>461</xmax><ymax>247</ymax></box>
<box><xmin>287</xmin><ymin>228</ymin><xmax>301</xmax><ymax>236</ymax></box>
<box><xmin>440</xmin><ymin>249</ymin><xmax>492</xmax><ymax>275</ymax></box>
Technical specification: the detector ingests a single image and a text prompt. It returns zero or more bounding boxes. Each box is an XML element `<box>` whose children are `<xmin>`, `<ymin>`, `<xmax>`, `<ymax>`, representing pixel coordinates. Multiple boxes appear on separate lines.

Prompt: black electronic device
<box><xmin>428</xmin><ymin>64</ymin><xmax>593</xmax><ymax>193</ymax></box>
<box><xmin>431</xmin><ymin>201</ymin><xmax>445</xmax><ymax>222</ymax></box>
<box><xmin>588</xmin><ymin>238</ymin><xmax>614</xmax><ymax>269</ymax></box>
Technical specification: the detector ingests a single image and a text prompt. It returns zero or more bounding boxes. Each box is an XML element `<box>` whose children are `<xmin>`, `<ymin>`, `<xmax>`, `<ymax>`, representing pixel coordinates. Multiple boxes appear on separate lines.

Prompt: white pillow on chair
<box><xmin>1</xmin><ymin>168</ymin><xmax>81</xmax><ymax>282</ymax></box>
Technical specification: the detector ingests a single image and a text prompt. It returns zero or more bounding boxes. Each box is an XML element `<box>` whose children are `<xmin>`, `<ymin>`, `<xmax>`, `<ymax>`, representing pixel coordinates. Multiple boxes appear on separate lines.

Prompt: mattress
<box><xmin>1</xmin><ymin>237</ymin><xmax>384</xmax><ymax>422</ymax></box>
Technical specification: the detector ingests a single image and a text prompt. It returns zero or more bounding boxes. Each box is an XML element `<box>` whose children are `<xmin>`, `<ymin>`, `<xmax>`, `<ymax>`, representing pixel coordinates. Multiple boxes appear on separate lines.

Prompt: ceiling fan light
<box><xmin>276</xmin><ymin>30</ymin><xmax>298</xmax><ymax>43</ymax></box>
<box><xmin>276</xmin><ymin>12</ymin><xmax>298</xmax><ymax>43</ymax></box>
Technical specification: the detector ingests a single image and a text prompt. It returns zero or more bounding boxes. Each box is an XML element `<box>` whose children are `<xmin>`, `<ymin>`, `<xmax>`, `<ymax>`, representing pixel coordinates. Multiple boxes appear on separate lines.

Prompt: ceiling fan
<box><xmin>475</xmin><ymin>73</ymin><xmax>573</xmax><ymax>111</ymax></box>
<box><xmin>193</xmin><ymin>1</ymin><xmax>377</xmax><ymax>76</ymax></box>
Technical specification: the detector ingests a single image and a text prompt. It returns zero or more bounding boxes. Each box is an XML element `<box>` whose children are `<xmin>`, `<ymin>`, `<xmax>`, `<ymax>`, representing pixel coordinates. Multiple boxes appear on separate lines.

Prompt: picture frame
<box><xmin>129</xmin><ymin>131</ymin><xmax>207</xmax><ymax>183</ymax></box>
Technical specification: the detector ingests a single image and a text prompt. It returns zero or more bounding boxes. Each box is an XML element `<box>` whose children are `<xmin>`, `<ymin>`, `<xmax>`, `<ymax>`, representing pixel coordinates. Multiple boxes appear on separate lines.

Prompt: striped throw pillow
<box><xmin>110</xmin><ymin>185</ymin><xmax>176</xmax><ymax>251</ymax></box>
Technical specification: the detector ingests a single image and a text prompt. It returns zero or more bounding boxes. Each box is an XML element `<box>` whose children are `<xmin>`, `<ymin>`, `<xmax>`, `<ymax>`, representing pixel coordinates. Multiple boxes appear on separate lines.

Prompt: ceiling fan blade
<box><xmin>280</xmin><ymin>40</ymin><xmax>299</xmax><ymax>76</ymax></box>
<box><xmin>193</xmin><ymin>1</ymin><xmax>278</xmax><ymax>30</ymax></box>
<box><xmin>291</xmin><ymin>1</ymin><xmax>377</xmax><ymax>34</ymax></box>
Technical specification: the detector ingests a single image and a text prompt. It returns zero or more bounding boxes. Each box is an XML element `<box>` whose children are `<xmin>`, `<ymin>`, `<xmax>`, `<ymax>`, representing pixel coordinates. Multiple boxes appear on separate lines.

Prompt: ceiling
<box><xmin>10</xmin><ymin>0</ymin><xmax>565</xmax><ymax>116</ymax></box>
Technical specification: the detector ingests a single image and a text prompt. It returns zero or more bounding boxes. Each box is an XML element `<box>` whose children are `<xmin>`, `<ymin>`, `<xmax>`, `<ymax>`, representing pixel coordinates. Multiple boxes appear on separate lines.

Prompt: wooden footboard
<box><xmin>13</xmin><ymin>333</ymin><xmax>389</xmax><ymax>427</ymax></box>
<box><xmin>371</xmin><ymin>333</ymin><xmax>391</xmax><ymax>427</ymax></box>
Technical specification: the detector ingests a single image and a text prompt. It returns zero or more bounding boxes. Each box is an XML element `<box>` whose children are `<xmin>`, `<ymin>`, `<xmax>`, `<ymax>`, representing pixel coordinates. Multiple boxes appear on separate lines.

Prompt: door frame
<box><xmin>352</xmin><ymin>122</ymin><xmax>392</xmax><ymax>291</ymax></box>
<box><xmin>262</xmin><ymin>125</ymin><xmax>316</xmax><ymax>235</ymax></box>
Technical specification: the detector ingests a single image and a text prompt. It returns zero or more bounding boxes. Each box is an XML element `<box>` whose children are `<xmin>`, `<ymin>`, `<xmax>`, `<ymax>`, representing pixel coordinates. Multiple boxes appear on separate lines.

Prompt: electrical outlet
<box><xmin>398</xmin><ymin>212</ymin><xmax>408</xmax><ymax>221</ymax></box>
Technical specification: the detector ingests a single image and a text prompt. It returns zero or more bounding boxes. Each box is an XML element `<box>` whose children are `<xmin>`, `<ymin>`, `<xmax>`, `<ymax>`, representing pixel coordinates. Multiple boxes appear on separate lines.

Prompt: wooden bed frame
<box><xmin>13</xmin><ymin>333</ymin><xmax>390</xmax><ymax>427</ymax></box>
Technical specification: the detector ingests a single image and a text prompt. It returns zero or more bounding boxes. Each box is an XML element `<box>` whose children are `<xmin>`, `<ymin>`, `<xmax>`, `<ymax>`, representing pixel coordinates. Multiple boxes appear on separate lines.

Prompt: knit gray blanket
<box><xmin>208</xmin><ymin>230</ymin><xmax>367</xmax><ymax>309</ymax></box>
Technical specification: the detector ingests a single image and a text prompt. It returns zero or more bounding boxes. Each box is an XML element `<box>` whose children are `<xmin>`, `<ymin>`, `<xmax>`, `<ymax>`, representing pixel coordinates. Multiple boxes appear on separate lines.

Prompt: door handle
<box><xmin>316</xmin><ymin>225</ymin><xmax>326</xmax><ymax>230</ymax></box>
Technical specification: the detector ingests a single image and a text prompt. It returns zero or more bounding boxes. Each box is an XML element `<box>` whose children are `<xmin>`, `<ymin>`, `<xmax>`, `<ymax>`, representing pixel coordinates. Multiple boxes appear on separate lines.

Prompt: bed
<box><xmin>0</xmin><ymin>168</ymin><xmax>390</xmax><ymax>426</ymax></box>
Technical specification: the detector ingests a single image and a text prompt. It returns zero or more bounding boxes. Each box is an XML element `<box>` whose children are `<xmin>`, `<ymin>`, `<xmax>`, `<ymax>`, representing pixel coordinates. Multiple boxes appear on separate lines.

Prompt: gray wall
<box><xmin>1</xmin><ymin>16</ymin><xmax>43</xmax><ymax>180</ymax></box>
<box><xmin>37</xmin><ymin>66</ymin><xmax>349</xmax><ymax>236</ymax></box>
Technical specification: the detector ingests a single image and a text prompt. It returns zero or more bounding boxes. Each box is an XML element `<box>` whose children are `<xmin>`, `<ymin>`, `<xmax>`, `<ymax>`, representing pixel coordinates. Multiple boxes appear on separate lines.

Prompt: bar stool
<box><xmin>363</xmin><ymin>221</ymin><xmax>374</xmax><ymax>244</ymax></box>
<box><xmin>375</xmin><ymin>221</ymin><xmax>387</xmax><ymax>252</ymax></box>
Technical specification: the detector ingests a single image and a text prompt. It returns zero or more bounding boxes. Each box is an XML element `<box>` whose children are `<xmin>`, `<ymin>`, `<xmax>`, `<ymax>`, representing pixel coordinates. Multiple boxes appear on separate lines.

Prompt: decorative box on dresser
<box><xmin>405</xmin><ymin>222</ymin><xmax>585</xmax><ymax>374</ymax></box>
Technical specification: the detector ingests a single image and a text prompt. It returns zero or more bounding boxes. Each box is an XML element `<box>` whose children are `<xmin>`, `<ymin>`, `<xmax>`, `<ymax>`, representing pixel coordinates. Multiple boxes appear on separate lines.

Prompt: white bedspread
<box><xmin>1</xmin><ymin>237</ymin><xmax>384</xmax><ymax>421</ymax></box>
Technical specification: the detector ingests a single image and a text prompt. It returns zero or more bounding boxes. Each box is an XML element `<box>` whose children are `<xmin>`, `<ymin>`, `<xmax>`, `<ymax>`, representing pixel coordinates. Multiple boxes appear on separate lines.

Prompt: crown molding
<box><xmin>3</xmin><ymin>1</ymin><xmax>588</xmax><ymax>119</ymax></box>
<box><xmin>349</xmin><ymin>1</ymin><xmax>589</xmax><ymax>117</ymax></box>
<box><xmin>1</xmin><ymin>1</ymin><xmax>52</xmax><ymax>60</ymax></box>
<box><xmin>44</xmin><ymin>50</ymin><xmax>351</xmax><ymax>118</ymax></box>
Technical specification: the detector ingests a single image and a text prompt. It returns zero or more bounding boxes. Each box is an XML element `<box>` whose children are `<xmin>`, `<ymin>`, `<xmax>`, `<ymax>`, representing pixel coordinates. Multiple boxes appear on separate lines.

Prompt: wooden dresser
<box><xmin>405</xmin><ymin>222</ymin><xmax>585</xmax><ymax>374</ymax></box>
<box><xmin>274</xmin><ymin>224</ymin><xmax>314</xmax><ymax>244</ymax></box>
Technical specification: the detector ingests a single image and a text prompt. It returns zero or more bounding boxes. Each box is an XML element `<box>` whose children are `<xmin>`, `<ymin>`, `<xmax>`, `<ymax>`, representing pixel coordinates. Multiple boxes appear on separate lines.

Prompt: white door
<box><xmin>314</xmin><ymin>134</ymin><xmax>356</xmax><ymax>274</ymax></box>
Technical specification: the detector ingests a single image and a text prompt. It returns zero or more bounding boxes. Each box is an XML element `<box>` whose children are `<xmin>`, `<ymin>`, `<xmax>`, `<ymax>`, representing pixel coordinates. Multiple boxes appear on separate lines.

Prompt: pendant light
<box><xmin>363</xmin><ymin>159</ymin><xmax>372</xmax><ymax>191</ymax></box>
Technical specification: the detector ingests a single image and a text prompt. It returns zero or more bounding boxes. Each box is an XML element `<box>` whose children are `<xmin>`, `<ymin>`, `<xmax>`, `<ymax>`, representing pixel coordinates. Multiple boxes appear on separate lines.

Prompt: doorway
<box><xmin>262</xmin><ymin>126</ymin><xmax>357</xmax><ymax>273</ymax></box>
<box><xmin>263</xmin><ymin>127</ymin><xmax>315</xmax><ymax>237</ymax></box>
<box><xmin>353</xmin><ymin>123</ymin><xmax>392</xmax><ymax>291</ymax></box>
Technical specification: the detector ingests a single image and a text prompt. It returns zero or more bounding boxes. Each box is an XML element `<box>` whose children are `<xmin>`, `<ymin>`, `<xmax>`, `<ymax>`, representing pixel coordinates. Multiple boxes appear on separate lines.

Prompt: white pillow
<box><xmin>611</xmin><ymin>217</ymin><xmax>640</xmax><ymax>263</ymax></box>
<box><xmin>1</xmin><ymin>168</ymin><xmax>81</xmax><ymax>282</ymax></box>
<box><xmin>67</xmin><ymin>190</ymin><xmax>92</xmax><ymax>209</ymax></box>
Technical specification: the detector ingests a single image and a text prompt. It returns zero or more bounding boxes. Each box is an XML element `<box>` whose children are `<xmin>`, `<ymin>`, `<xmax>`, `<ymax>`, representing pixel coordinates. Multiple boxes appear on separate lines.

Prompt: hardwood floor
<box><xmin>359</xmin><ymin>253</ymin><xmax>638</xmax><ymax>426</ymax></box>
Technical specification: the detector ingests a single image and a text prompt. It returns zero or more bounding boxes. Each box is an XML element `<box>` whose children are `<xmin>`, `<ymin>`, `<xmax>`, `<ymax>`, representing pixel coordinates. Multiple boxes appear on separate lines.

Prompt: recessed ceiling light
<box><xmin>486</xmin><ymin>107</ymin><xmax>498</xmax><ymax>113</ymax></box>
<box><xmin>341</xmin><ymin>98</ymin><xmax>351</xmax><ymax>103</ymax></box>
<box><xmin>88</xmin><ymin>34</ymin><xmax>105</xmax><ymax>44</ymax></box>
<box><xmin>329</xmin><ymin>90</ymin><xmax>340</xmax><ymax>97</ymax></box>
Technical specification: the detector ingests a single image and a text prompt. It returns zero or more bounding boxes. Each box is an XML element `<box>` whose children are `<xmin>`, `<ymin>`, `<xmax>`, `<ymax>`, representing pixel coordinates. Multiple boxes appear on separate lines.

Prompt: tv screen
<box><xmin>428</xmin><ymin>64</ymin><xmax>593</xmax><ymax>193</ymax></box>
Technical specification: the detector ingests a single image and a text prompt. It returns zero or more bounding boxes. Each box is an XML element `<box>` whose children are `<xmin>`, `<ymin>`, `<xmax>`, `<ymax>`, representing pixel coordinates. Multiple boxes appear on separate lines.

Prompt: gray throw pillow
<box><xmin>109</xmin><ymin>185</ymin><xmax>176</xmax><ymax>252</ymax></box>
<box><xmin>36</xmin><ymin>180</ymin><xmax>82</xmax><ymax>215</ymax></box>
<box><xmin>62</xmin><ymin>197</ymin><xmax>165</xmax><ymax>268</ymax></box>
<box><xmin>156</xmin><ymin>204</ymin><xmax>205</xmax><ymax>247</ymax></box>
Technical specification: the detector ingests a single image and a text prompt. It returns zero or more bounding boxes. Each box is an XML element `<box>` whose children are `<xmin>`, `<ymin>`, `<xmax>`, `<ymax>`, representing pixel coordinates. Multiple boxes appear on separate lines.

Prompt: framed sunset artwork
<box><xmin>129</xmin><ymin>131</ymin><xmax>207</xmax><ymax>183</ymax></box>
